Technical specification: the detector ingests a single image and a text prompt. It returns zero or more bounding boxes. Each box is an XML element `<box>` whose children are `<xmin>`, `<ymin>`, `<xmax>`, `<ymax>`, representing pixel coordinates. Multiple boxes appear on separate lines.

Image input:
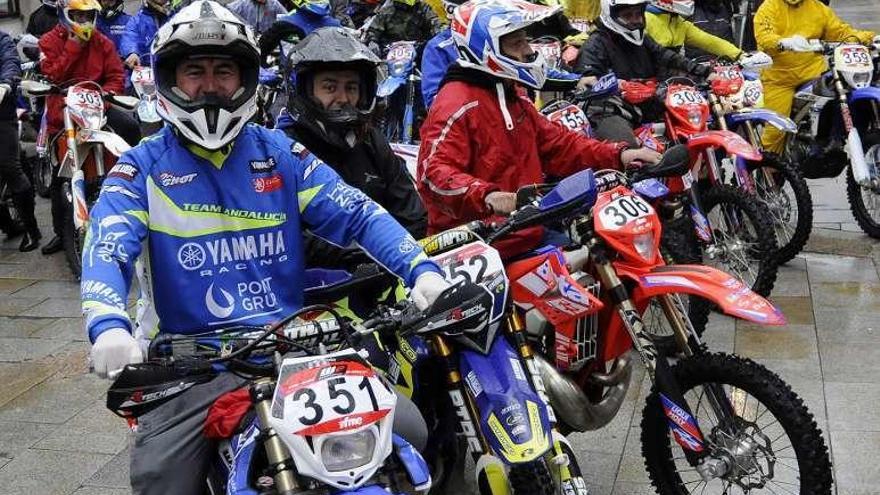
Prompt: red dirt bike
<box><xmin>458</xmin><ymin>160</ymin><xmax>831</xmax><ymax>494</ymax></box>
<box><xmin>592</xmin><ymin>76</ymin><xmax>780</xmax><ymax>299</ymax></box>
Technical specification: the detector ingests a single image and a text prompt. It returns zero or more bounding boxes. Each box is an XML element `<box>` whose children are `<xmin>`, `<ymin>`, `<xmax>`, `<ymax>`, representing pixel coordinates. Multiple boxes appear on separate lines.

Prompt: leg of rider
<box><xmin>130</xmin><ymin>373</ymin><xmax>247</xmax><ymax>495</ymax></box>
<box><xmin>0</xmin><ymin>121</ymin><xmax>41</xmax><ymax>250</ymax></box>
<box><xmin>42</xmin><ymin>137</ymin><xmax>66</xmax><ymax>255</ymax></box>
<box><xmin>106</xmin><ymin>107</ymin><xmax>143</xmax><ymax>147</ymax></box>
<box><xmin>591</xmin><ymin>114</ymin><xmax>640</xmax><ymax>147</ymax></box>
<box><xmin>392</xmin><ymin>390</ymin><xmax>429</xmax><ymax>452</ymax></box>
<box><xmin>0</xmin><ymin>121</ymin><xmax>23</xmax><ymax>236</ymax></box>
<box><xmin>760</xmin><ymin>78</ymin><xmax>797</xmax><ymax>154</ymax></box>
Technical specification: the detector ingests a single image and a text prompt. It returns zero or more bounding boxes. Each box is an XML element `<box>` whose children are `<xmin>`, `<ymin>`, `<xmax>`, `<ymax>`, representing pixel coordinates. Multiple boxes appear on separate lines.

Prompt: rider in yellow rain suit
<box><xmin>755</xmin><ymin>0</ymin><xmax>875</xmax><ymax>153</ymax></box>
<box><xmin>646</xmin><ymin>3</ymin><xmax>742</xmax><ymax>60</ymax></box>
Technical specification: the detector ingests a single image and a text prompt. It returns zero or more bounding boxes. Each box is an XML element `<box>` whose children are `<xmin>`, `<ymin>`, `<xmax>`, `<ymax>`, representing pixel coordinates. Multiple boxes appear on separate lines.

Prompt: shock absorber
<box><xmin>250</xmin><ymin>378</ymin><xmax>301</xmax><ymax>494</ymax></box>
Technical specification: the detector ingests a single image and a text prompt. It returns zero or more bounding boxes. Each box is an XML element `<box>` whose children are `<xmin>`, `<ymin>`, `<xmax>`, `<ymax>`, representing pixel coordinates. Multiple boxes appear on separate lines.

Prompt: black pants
<box><xmin>0</xmin><ymin>120</ymin><xmax>34</xmax><ymax>195</ymax></box>
<box><xmin>47</xmin><ymin>108</ymin><xmax>142</xmax><ymax>236</ymax></box>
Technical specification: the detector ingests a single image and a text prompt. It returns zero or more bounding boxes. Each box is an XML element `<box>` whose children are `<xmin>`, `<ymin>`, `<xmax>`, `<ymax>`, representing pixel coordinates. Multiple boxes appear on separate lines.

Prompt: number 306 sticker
<box><xmin>597</xmin><ymin>194</ymin><xmax>654</xmax><ymax>230</ymax></box>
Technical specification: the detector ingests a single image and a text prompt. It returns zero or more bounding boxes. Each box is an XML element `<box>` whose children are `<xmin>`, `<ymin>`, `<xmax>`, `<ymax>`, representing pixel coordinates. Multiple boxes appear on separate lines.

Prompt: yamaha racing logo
<box><xmin>177</xmin><ymin>230</ymin><xmax>288</xmax><ymax>277</ymax></box>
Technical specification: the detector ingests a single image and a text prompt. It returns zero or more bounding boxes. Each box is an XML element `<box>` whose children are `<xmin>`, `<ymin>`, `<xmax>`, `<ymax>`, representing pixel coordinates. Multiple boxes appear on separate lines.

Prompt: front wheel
<box><xmin>845</xmin><ymin>131</ymin><xmax>880</xmax><ymax>239</ymax></box>
<box><xmin>641</xmin><ymin>352</ymin><xmax>832</xmax><ymax>494</ymax></box>
<box><xmin>508</xmin><ymin>460</ymin><xmax>555</xmax><ymax>495</ymax></box>
<box><xmin>33</xmin><ymin>156</ymin><xmax>52</xmax><ymax>199</ymax></box>
<box><xmin>747</xmin><ymin>153</ymin><xmax>813</xmax><ymax>265</ymax></box>
<box><xmin>61</xmin><ymin>181</ymin><xmax>86</xmax><ymax>279</ymax></box>
<box><xmin>699</xmin><ymin>185</ymin><xmax>778</xmax><ymax>297</ymax></box>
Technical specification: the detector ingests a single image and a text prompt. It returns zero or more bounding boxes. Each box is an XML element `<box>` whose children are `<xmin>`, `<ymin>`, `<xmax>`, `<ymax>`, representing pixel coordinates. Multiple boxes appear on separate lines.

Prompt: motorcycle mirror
<box><xmin>108</xmin><ymin>95</ymin><xmax>140</xmax><ymax>111</ymax></box>
<box><xmin>20</xmin><ymin>79</ymin><xmax>51</xmax><ymax>97</ymax></box>
<box><xmin>629</xmin><ymin>144</ymin><xmax>690</xmax><ymax>182</ymax></box>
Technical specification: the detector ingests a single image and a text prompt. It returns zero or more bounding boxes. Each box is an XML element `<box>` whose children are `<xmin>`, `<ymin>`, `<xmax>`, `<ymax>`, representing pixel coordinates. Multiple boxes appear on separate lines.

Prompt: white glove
<box><xmin>0</xmin><ymin>84</ymin><xmax>10</xmax><ymax>104</ymax></box>
<box><xmin>738</xmin><ymin>51</ymin><xmax>773</xmax><ymax>70</ymax></box>
<box><xmin>872</xmin><ymin>34</ymin><xmax>880</xmax><ymax>49</ymax></box>
<box><xmin>91</xmin><ymin>327</ymin><xmax>144</xmax><ymax>379</ymax></box>
<box><xmin>410</xmin><ymin>271</ymin><xmax>450</xmax><ymax>311</ymax></box>
<box><xmin>778</xmin><ymin>35</ymin><xmax>813</xmax><ymax>52</ymax></box>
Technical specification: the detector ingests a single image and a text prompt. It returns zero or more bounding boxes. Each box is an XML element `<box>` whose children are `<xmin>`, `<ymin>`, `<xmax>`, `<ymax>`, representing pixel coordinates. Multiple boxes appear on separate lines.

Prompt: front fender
<box><xmin>726</xmin><ymin>108</ymin><xmax>797</xmax><ymax>133</ymax></box>
<box><xmin>618</xmin><ymin>263</ymin><xmax>786</xmax><ymax>326</ymax></box>
<box><xmin>377</xmin><ymin>75</ymin><xmax>407</xmax><ymax>98</ymax></box>
<box><xmin>687</xmin><ymin>130</ymin><xmax>763</xmax><ymax>161</ymax></box>
<box><xmin>459</xmin><ymin>337</ymin><xmax>551</xmax><ymax>465</ymax></box>
<box><xmin>850</xmin><ymin>86</ymin><xmax>880</xmax><ymax>104</ymax></box>
<box><xmin>76</xmin><ymin>129</ymin><xmax>130</xmax><ymax>157</ymax></box>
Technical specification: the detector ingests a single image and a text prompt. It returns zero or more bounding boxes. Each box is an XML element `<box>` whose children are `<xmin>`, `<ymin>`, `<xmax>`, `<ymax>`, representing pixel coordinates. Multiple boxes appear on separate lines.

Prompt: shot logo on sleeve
<box><xmin>108</xmin><ymin>163</ymin><xmax>138</xmax><ymax>181</ymax></box>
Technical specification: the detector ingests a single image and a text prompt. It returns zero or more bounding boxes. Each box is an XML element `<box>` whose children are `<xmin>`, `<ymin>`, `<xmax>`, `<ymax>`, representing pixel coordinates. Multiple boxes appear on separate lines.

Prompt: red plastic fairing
<box><xmin>687</xmin><ymin>130</ymin><xmax>763</xmax><ymax>161</ymax></box>
<box><xmin>618</xmin><ymin>263</ymin><xmax>786</xmax><ymax>325</ymax></box>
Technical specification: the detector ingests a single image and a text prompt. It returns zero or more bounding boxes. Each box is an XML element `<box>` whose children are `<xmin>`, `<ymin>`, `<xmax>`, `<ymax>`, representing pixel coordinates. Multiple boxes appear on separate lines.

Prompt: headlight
<box><xmin>390</xmin><ymin>61</ymin><xmax>408</xmax><ymax>77</ymax></box>
<box><xmin>687</xmin><ymin>109</ymin><xmax>703</xmax><ymax>127</ymax></box>
<box><xmin>852</xmin><ymin>72</ymin><xmax>871</xmax><ymax>88</ymax></box>
<box><xmin>81</xmin><ymin>108</ymin><xmax>104</xmax><ymax>129</ymax></box>
<box><xmin>633</xmin><ymin>232</ymin><xmax>656</xmax><ymax>262</ymax></box>
<box><xmin>320</xmin><ymin>429</ymin><xmax>376</xmax><ymax>472</ymax></box>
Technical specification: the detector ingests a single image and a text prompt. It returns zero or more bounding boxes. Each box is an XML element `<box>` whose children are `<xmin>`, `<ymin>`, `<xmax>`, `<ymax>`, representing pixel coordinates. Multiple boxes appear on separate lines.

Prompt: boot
<box><xmin>13</xmin><ymin>191</ymin><xmax>41</xmax><ymax>252</ymax></box>
<box><xmin>41</xmin><ymin>235</ymin><xmax>63</xmax><ymax>255</ymax></box>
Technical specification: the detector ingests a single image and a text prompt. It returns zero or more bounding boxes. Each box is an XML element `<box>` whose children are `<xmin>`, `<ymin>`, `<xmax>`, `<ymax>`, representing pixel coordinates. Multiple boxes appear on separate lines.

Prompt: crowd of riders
<box><xmin>0</xmin><ymin>0</ymin><xmax>875</xmax><ymax>491</ymax></box>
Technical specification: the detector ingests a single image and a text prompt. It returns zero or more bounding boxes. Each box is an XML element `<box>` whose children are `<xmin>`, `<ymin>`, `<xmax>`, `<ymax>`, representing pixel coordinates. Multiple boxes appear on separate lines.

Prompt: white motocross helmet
<box><xmin>151</xmin><ymin>0</ymin><xmax>259</xmax><ymax>150</ymax></box>
<box><xmin>650</xmin><ymin>0</ymin><xmax>694</xmax><ymax>17</ymax></box>
<box><xmin>600</xmin><ymin>0</ymin><xmax>650</xmax><ymax>46</ymax></box>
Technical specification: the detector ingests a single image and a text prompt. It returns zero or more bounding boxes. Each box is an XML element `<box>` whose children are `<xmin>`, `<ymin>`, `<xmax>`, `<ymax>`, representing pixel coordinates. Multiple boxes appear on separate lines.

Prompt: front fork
<box><xmin>431</xmin><ymin>316</ymin><xmax>587</xmax><ymax>495</ymax></box>
<box><xmin>591</xmin><ymin>246</ymin><xmax>738</xmax><ymax>467</ymax></box>
<box><xmin>834</xmin><ymin>77</ymin><xmax>873</xmax><ymax>185</ymax></box>
<box><xmin>251</xmin><ymin>378</ymin><xmax>303</xmax><ymax>495</ymax></box>
<box><xmin>402</xmin><ymin>73</ymin><xmax>418</xmax><ymax>145</ymax></box>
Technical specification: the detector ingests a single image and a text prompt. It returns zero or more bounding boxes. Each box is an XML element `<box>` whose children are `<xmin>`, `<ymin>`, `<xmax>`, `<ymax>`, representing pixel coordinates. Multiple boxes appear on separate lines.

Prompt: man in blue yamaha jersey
<box><xmin>81</xmin><ymin>2</ymin><xmax>448</xmax><ymax>493</ymax></box>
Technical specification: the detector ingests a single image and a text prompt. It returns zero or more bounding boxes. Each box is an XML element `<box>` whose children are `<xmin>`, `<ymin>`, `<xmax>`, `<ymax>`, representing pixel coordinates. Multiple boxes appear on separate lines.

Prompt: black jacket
<box><xmin>278</xmin><ymin>109</ymin><xmax>428</xmax><ymax>269</ymax></box>
<box><xmin>26</xmin><ymin>5</ymin><xmax>59</xmax><ymax>38</ymax></box>
<box><xmin>574</xmin><ymin>23</ymin><xmax>698</xmax><ymax>80</ymax></box>
<box><xmin>687</xmin><ymin>2</ymin><xmax>736</xmax><ymax>59</ymax></box>
<box><xmin>0</xmin><ymin>31</ymin><xmax>21</xmax><ymax>122</ymax></box>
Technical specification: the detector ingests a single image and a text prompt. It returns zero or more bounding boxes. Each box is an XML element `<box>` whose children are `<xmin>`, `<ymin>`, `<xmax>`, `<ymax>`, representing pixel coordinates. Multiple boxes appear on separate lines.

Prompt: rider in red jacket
<box><xmin>38</xmin><ymin>0</ymin><xmax>140</xmax><ymax>256</ymax></box>
<box><xmin>417</xmin><ymin>0</ymin><xmax>660</xmax><ymax>258</ymax></box>
<box><xmin>39</xmin><ymin>17</ymin><xmax>124</xmax><ymax>137</ymax></box>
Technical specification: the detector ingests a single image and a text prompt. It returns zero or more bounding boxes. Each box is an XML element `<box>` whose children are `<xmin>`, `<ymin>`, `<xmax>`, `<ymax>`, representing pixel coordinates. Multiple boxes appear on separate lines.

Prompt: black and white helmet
<box><xmin>151</xmin><ymin>0</ymin><xmax>259</xmax><ymax>150</ymax></box>
<box><xmin>287</xmin><ymin>27</ymin><xmax>382</xmax><ymax>126</ymax></box>
<box><xmin>600</xmin><ymin>0</ymin><xmax>650</xmax><ymax>46</ymax></box>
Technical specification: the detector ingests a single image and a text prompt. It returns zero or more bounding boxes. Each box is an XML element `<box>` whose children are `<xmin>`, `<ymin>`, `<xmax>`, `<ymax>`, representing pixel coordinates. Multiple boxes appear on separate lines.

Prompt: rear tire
<box><xmin>845</xmin><ymin>131</ymin><xmax>880</xmax><ymax>239</ymax></box>
<box><xmin>641</xmin><ymin>353</ymin><xmax>832</xmax><ymax>494</ymax></box>
<box><xmin>747</xmin><ymin>153</ymin><xmax>813</xmax><ymax>265</ymax></box>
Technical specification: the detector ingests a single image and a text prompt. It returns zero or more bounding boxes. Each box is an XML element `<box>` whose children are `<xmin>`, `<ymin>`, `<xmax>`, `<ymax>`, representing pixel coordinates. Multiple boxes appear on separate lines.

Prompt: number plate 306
<box><xmin>597</xmin><ymin>194</ymin><xmax>654</xmax><ymax>230</ymax></box>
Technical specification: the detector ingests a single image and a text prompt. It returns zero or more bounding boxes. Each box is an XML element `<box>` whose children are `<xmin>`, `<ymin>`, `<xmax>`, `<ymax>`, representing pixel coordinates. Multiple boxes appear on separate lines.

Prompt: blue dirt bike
<box><xmin>377</xmin><ymin>41</ymin><xmax>421</xmax><ymax>145</ymax></box>
<box><xmin>105</xmin><ymin>299</ymin><xmax>439</xmax><ymax>495</ymax></box>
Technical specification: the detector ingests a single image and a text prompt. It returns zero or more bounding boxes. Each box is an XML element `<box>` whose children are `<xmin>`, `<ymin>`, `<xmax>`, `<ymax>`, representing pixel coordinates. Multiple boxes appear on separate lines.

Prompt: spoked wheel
<box><xmin>642</xmin><ymin>353</ymin><xmax>832</xmax><ymax>495</ymax></box>
<box><xmin>699</xmin><ymin>185</ymin><xmax>778</xmax><ymax>297</ymax></box>
<box><xmin>640</xmin><ymin>292</ymin><xmax>709</xmax><ymax>355</ymax></box>
<box><xmin>845</xmin><ymin>132</ymin><xmax>880</xmax><ymax>239</ymax></box>
<box><xmin>747</xmin><ymin>154</ymin><xmax>813</xmax><ymax>265</ymax></box>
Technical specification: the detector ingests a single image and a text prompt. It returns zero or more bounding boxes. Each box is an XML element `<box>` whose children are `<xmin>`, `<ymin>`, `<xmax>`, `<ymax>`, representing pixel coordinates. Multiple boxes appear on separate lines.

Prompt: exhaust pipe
<box><xmin>535</xmin><ymin>351</ymin><xmax>634</xmax><ymax>432</ymax></box>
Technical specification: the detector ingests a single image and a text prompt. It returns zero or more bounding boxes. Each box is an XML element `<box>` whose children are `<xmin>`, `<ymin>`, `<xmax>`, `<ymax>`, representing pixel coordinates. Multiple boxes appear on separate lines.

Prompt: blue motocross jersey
<box><xmin>82</xmin><ymin>124</ymin><xmax>438</xmax><ymax>343</ymax></box>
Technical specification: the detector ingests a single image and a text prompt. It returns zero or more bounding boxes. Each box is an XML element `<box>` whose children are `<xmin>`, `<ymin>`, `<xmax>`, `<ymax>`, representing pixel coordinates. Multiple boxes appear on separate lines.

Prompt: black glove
<box><xmin>688</xmin><ymin>60</ymin><xmax>713</xmax><ymax>79</ymax></box>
